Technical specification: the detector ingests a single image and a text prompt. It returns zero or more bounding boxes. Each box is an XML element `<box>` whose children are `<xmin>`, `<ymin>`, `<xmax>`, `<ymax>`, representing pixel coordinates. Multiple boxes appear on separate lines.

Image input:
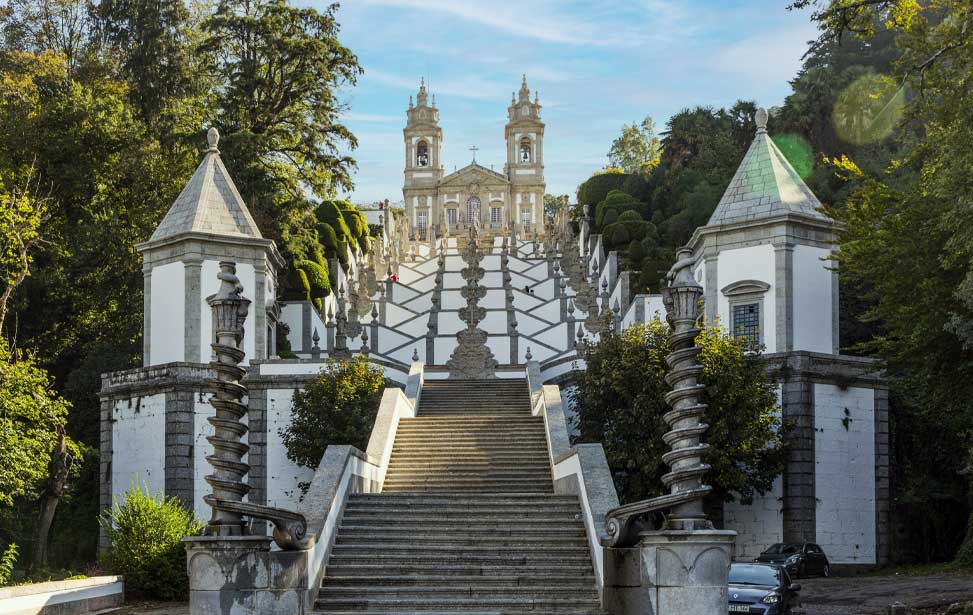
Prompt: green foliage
<box><xmin>570</xmin><ymin>322</ymin><xmax>785</xmax><ymax>504</ymax></box>
<box><xmin>294</xmin><ymin>259</ymin><xmax>330</xmax><ymax>299</ymax></box>
<box><xmin>280</xmin><ymin>357</ymin><xmax>385</xmax><ymax>470</ymax></box>
<box><xmin>543</xmin><ymin>194</ymin><xmax>569</xmax><ymax>221</ymax></box>
<box><xmin>792</xmin><ymin>0</ymin><xmax>973</xmax><ymax>563</ymax></box>
<box><xmin>0</xmin><ymin>340</ymin><xmax>75</xmax><ymax>507</ymax></box>
<box><xmin>607</xmin><ymin>116</ymin><xmax>661</xmax><ymax>174</ymax></box>
<box><xmin>99</xmin><ymin>483</ymin><xmax>201</xmax><ymax>600</ymax></box>
<box><xmin>576</xmin><ymin>172</ymin><xmax>628</xmax><ymax>209</ymax></box>
<box><xmin>0</xmin><ymin>542</ymin><xmax>17</xmax><ymax>586</ymax></box>
<box><xmin>594</xmin><ymin>190</ymin><xmax>642</xmax><ymax>228</ymax></box>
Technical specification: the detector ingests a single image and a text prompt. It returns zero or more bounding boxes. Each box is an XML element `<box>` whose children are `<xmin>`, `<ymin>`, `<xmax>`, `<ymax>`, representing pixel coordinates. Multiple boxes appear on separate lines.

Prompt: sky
<box><xmin>317</xmin><ymin>0</ymin><xmax>820</xmax><ymax>204</ymax></box>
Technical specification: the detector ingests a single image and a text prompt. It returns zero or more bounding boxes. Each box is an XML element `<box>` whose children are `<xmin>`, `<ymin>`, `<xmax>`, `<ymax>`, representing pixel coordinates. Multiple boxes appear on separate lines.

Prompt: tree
<box><xmin>792</xmin><ymin>0</ymin><xmax>973</xmax><ymax>563</ymax></box>
<box><xmin>280</xmin><ymin>357</ymin><xmax>385</xmax><ymax>473</ymax></box>
<box><xmin>200</xmin><ymin>0</ymin><xmax>362</xmax><ymax>257</ymax></box>
<box><xmin>607</xmin><ymin>116</ymin><xmax>661</xmax><ymax>174</ymax></box>
<box><xmin>570</xmin><ymin>322</ymin><xmax>785</xmax><ymax>505</ymax></box>
<box><xmin>543</xmin><ymin>194</ymin><xmax>568</xmax><ymax>222</ymax></box>
<box><xmin>0</xmin><ymin>167</ymin><xmax>47</xmax><ymax>332</ymax></box>
<box><xmin>0</xmin><ymin>340</ymin><xmax>77</xmax><ymax>508</ymax></box>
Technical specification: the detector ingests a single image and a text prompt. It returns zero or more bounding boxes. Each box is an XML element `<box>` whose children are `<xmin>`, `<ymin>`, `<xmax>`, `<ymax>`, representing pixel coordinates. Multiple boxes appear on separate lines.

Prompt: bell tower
<box><xmin>505</xmin><ymin>75</ymin><xmax>545</xmax><ymax>233</ymax></box>
<box><xmin>403</xmin><ymin>79</ymin><xmax>443</xmax><ymax>235</ymax></box>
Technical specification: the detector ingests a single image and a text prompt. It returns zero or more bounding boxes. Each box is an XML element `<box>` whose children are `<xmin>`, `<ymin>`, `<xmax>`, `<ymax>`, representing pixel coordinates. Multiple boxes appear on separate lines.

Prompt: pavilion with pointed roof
<box><xmin>690</xmin><ymin>107</ymin><xmax>839</xmax><ymax>356</ymax></box>
<box><xmin>136</xmin><ymin>127</ymin><xmax>283</xmax><ymax>367</ymax></box>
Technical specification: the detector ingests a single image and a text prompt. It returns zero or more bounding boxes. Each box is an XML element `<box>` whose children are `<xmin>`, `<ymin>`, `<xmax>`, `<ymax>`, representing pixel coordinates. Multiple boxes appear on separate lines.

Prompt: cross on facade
<box><xmin>469</xmin><ymin>145</ymin><xmax>478</xmax><ymax>162</ymax></box>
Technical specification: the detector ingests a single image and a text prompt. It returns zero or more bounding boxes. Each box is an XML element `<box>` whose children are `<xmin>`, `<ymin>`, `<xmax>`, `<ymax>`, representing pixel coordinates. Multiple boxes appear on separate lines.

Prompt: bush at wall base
<box><xmin>99</xmin><ymin>484</ymin><xmax>202</xmax><ymax>600</ymax></box>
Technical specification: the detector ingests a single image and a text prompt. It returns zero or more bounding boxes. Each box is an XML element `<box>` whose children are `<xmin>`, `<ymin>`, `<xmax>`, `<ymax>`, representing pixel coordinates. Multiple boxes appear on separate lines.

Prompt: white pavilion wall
<box><xmin>814</xmin><ymin>383</ymin><xmax>876</xmax><ymax>564</ymax></box>
<box><xmin>793</xmin><ymin>245</ymin><xmax>833</xmax><ymax>354</ymax></box>
<box><xmin>715</xmin><ymin>244</ymin><xmax>776</xmax><ymax>351</ymax></box>
<box><xmin>149</xmin><ymin>262</ymin><xmax>185</xmax><ymax>365</ymax></box>
<box><xmin>110</xmin><ymin>394</ymin><xmax>167</xmax><ymax>504</ymax></box>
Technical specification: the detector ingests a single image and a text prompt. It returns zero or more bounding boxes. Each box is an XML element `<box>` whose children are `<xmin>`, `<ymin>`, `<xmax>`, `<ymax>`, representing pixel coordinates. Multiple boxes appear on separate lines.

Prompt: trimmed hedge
<box><xmin>577</xmin><ymin>171</ymin><xmax>628</xmax><ymax>211</ymax></box>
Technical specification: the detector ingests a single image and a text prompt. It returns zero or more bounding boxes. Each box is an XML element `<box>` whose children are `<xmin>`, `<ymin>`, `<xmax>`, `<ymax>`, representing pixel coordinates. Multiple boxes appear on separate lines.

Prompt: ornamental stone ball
<box><xmin>207</xmin><ymin>127</ymin><xmax>220</xmax><ymax>151</ymax></box>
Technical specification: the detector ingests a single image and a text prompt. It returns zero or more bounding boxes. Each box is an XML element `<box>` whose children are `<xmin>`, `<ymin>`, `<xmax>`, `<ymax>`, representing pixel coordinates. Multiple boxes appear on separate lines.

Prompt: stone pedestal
<box><xmin>604</xmin><ymin>529</ymin><xmax>736</xmax><ymax>615</ymax></box>
<box><xmin>184</xmin><ymin>536</ymin><xmax>312</xmax><ymax>615</ymax></box>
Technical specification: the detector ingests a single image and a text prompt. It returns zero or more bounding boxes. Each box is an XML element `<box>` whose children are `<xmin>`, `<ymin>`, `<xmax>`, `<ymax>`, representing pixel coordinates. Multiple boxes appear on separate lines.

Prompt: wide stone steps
<box><xmin>315</xmin><ymin>380</ymin><xmax>599</xmax><ymax>615</ymax></box>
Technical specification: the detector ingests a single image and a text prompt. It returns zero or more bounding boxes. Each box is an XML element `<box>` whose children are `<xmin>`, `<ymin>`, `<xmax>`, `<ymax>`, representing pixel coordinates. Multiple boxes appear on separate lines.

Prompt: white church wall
<box><xmin>111</xmin><ymin>394</ymin><xmax>166</xmax><ymax>503</ymax></box>
<box><xmin>814</xmin><ymin>384</ymin><xmax>876</xmax><ymax>564</ymax></box>
<box><xmin>150</xmin><ymin>261</ymin><xmax>185</xmax><ymax>365</ymax></box>
<box><xmin>200</xmin><ymin>260</ymin><xmax>256</xmax><ymax>364</ymax></box>
<box><xmin>793</xmin><ymin>245</ymin><xmax>834</xmax><ymax>354</ymax></box>
<box><xmin>724</xmin><ymin>387</ymin><xmax>784</xmax><ymax>561</ymax></box>
<box><xmin>401</xmin><ymin>292</ymin><xmax>432</xmax><ymax>313</ymax></box>
<box><xmin>716</xmin><ymin>245</ymin><xmax>776</xmax><ymax>351</ymax></box>
<box><xmin>192</xmin><ymin>399</ymin><xmax>218</xmax><ymax>519</ymax></box>
<box><xmin>266</xmin><ymin>389</ymin><xmax>315</xmax><ymax>511</ymax></box>
<box><xmin>725</xmin><ymin>478</ymin><xmax>784</xmax><ymax>561</ymax></box>
<box><xmin>280</xmin><ymin>304</ymin><xmax>303</xmax><ymax>352</ymax></box>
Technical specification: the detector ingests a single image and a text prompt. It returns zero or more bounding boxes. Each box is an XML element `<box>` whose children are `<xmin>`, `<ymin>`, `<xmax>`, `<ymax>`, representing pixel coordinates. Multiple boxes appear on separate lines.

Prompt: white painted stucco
<box><xmin>199</xmin><ymin>260</ymin><xmax>256</xmax><ymax>364</ymax></box>
<box><xmin>793</xmin><ymin>245</ymin><xmax>834</xmax><ymax>353</ymax></box>
<box><xmin>266</xmin><ymin>389</ymin><xmax>315</xmax><ymax>511</ymax></box>
<box><xmin>814</xmin><ymin>384</ymin><xmax>876</xmax><ymax>564</ymax></box>
<box><xmin>111</xmin><ymin>394</ymin><xmax>166</xmax><ymax>503</ymax></box>
<box><xmin>715</xmin><ymin>244</ymin><xmax>776</xmax><ymax>351</ymax></box>
<box><xmin>149</xmin><ymin>261</ymin><xmax>185</xmax><ymax>365</ymax></box>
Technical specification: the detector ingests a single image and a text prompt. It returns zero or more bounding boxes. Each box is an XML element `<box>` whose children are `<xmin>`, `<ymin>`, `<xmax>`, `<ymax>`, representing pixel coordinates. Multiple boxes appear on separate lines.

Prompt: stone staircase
<box><xmin>312</xmin><ymin>379</ymin><xmax>602</xmax><ymax>615</ymax></box>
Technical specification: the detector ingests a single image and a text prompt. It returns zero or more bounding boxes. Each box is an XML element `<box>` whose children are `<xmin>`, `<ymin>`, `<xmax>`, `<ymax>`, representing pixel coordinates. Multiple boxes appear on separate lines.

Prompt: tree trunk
<box><xmin>30</xmin><ymin>428</ymin><xmax>72</xmax><ymax>572</ymax></box>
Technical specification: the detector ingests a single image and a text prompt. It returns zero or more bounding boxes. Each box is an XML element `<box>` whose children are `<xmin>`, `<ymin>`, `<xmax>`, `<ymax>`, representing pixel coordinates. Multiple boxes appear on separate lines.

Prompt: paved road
<box><xmin>799</xmin><ymin>573</ymin><xmax>973</xmax><ymax>614</ymax></box>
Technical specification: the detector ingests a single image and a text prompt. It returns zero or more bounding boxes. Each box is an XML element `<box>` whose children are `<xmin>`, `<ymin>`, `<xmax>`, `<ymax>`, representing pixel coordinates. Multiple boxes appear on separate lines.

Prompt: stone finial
<box><xmin>311</xmin><ymin>328</ymin><xmax>321</xmax><ymax>359</ymax></box>
<box><xmin>525</xmin><ymin>347</ymin><xmax>533</xmax><ymax>361</ymax></box>
<box><xmin>755</xmin><ymin>107</ymin><xmax>768</xmax><ymax>134</ymax></box>
<box><xmin>360</xmin><ymin>329</ymin><xmax>369</xmax><ymax>355</ymax></box>
<box><xmin>412</xmin><ymin>348</ymin><xmax>419</xmax><ymax>362</ymax></box>
<box><xmin>207</xmin><ymin>127</ymin><xmax>220</xmax><ymax>152</ymax></box>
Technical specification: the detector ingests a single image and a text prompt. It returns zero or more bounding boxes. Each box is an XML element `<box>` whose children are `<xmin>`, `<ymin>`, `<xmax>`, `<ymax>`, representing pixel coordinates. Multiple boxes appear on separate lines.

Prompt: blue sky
<box><xmin>321</xmin><ymin>0</ymin><xmax>820</xmax><ymax>204</ymax></box>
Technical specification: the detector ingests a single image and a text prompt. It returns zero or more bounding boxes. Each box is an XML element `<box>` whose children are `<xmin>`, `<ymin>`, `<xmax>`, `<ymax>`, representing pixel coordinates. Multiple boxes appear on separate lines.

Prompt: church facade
<box><xmin>403</xmin><ymin>76</ymin><xmax>546</xmax><ymax>239</ymax></box>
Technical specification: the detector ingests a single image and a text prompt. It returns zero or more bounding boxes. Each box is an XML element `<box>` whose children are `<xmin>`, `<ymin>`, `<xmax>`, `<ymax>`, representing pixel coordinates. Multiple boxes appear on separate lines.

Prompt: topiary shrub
<box><xmin>577</xmin><ymin>171</ymin><xmax>629</xmax><ymax>210</ymax></box>
<box><xmin>280</xmin><ymin>357</ymin><xmax>386</xmax><ymax>477</ymax></box>
<box><xmin>295</xmin><ymin>259</ymin><xmax>331</xmax><ymax>299</ymax></box>
<box><xmin>618</xmin><ymin>210</ymin><xmax>642</xmax><ymax>223</ymax></box>
<box><xmin>594</xmin><ymin>190</ymin><xmax>643</xmax><ymax>229</ymax></box>
<box><xmin>99</xmin><ymin>484</ymin><xmax>202</xmax><ymax>600</ymax></box>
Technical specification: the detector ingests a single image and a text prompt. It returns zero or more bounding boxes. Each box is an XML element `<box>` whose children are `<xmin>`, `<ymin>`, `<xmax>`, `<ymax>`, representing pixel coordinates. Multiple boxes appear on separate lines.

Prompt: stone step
<box><xmin>317</xmin><ymin>587</ymin><xmax>598</xmax><ymax>599</ymax></box>
<box><xmin>384</xmin><ymin>471</ymin><xmax>552</xmax><ymax>481</ymax></box>
<box><xmin>337</xmin><ymin>523</ymin><xmax>584</xmax><ymax>536</ymax></box>
<box><xmin>324</xmin><ymin>564</ymin><xmax>594</xmax><ymax>578</ymax></box>
<box><xmin>313</xmin><ymin>596</ymin><xmax>601</xmax><ymax>611</ymax></box>
<box><xmin>309</xmin><ymin>609</ymin><xmax>605</xmax><ymax>615</ymax></box>
<box><xmin>335</xmin><ymin>535</ymin><xmax>586</xmax><ymax>548</ymax></box>
<box><xmin>321</xmin><ymin>575</ymin><xmax>594</xmax><ymax>587</ymax></box>
<box><xmin>383</xmin><ymin>464</ymin><xmax>551</xmax><ymax>473</ymax></box>
<box><xmin>340</xmin><ymin>511</ymin><xmax>580</xmax><ymax>523</ymax></box>
<box><xmin>347</xmin><ymin>493</ymin><xmax>576</xmax><ymax>504</ymax></box>
<box><xmin>328</xmin><ymin>546</ymin><xmax>592</xmax><ymax>561</ymax></box>
<box><xmin>393</xmin><ymin>425</ymin><xmax>544</xmax><ymax>433</ymax></box>
<box><xmin>381</xmin><ymin>478</ymin><xmax>552</xmax><ymax>487</ymax></box>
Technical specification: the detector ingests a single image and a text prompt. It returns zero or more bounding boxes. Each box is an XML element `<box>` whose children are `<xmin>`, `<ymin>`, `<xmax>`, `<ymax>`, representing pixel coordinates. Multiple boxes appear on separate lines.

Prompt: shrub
<box><xmin>618</xmin><ymin>209</ymin><xmax>642</xmax><ymax>223</ymax></box>
<box><xmin>577</xmin><ymin>170</ymin><xmax>629</xmax><ymax>209</ymax></box>
<box><xmin>281</xmin><ymin>357</ymin><xmax>386</xmax><ymax>472</ymax></box>
<box><xmin>99</xmin><ymin>484</ymin><xmax>202</xmax><ymax>600</ymax></box>
<box><xmin>570</xmin><ymin>322</ymin><xmax>785</xmax><ymax>504</ymax></box>
<box><xmin>295</xmin><ymin>259</ymin><xmax>330</xmax><ymax>299</ymax></box>
<box><xmin>0</xmin><ymin>542</ymin><xmax>17</xmax><ymax>586</ymax></box>
<box><xmin>594</xmin><ymin>190</ymin><xmax>643</xmax><ymax>228</ymax></box>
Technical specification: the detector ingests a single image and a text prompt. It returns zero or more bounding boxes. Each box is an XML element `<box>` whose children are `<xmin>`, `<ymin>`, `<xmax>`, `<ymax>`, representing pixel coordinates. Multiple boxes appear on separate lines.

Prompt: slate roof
<box><xmin>149</xmin><ymin>129</ymin><xmax>263</xmax><ymax>242</ymax></box>
<box><xmin>707</xmin><ymin>108</ymin><xmax>830</xmax><ymax>227</ymax></box>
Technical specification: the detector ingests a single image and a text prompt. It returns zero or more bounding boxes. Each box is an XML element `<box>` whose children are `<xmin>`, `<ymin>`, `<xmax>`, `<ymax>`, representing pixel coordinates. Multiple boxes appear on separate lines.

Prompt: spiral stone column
<box><xmin>203</xmin><ymin>262</ymin><xmax>252</xmax><ymax>536</ymax></box>
<box><xmin>660</xmin><ymin>247</ymin><xmax>712</xmax><ymax>530</ymax></box>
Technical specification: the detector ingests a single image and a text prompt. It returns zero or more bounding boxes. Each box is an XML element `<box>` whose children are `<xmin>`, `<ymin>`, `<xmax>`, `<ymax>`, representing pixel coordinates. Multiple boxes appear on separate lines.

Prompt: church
<box><xmin>402</xmin><ymin>76</ymin><xmax>546</xmax><ymax>239</ymax></box>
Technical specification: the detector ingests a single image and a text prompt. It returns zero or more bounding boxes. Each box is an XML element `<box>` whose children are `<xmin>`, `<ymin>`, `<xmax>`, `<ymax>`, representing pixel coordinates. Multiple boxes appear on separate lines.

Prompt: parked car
<box><xmin>728</xmin><ymin>562</ymin><xmax>802</xmax><ymax>614</ymax></box>
<box><xmin>756</xmin><ymin>542</ymin><xmax>831</xmax><ymax>578</ymax></box>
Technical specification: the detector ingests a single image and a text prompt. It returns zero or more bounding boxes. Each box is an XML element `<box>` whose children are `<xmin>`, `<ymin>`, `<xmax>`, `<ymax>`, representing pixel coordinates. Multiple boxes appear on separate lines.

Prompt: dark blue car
<box><xmin>728</xmin><ymin>562</ymin><xmax>802</xmax><ymax>614</ymax></box>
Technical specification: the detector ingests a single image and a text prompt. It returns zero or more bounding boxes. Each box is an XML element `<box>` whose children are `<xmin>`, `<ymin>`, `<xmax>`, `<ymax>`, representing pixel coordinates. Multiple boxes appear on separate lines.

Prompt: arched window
<box><xmin>519</xmin><ymin>139</ymin><xmax>531</xmax><ymax>163</ymax></box>
<box><xmin>466</xmin><ymin>196</ymin><xmax>481</xmax><ymax>224</ymax></box>
<box><xmin>416</xmin><ymin>141</ymin><xmax>429</xmax><ymax>167</ymax></box>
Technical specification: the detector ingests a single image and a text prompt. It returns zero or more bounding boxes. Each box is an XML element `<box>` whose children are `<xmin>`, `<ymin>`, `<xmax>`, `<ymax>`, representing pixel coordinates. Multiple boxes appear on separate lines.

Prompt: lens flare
<box><xmin>833</xmin><ymin>72</ymin><xmax>905</xmax><ymax>145</ymax></box>
<box><xmin>772</xmin><ymin>134</ymin><xmax>814</xmax><ymax>180</ymax></box>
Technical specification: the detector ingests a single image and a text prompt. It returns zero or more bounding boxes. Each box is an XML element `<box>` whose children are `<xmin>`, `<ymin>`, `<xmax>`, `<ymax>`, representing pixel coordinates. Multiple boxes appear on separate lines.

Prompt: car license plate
<box><xmin>729</xmin><ymin>605</ymin><xmax>751</xmax><ymax>613</ymax></box>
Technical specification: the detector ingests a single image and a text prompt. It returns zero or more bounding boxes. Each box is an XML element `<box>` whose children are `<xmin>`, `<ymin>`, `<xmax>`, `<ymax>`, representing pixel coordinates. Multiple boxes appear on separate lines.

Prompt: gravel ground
<box><xmin>799</xmin><ymin>573</ymin><xmax>973</xmax><ymax>615</ymax></box>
